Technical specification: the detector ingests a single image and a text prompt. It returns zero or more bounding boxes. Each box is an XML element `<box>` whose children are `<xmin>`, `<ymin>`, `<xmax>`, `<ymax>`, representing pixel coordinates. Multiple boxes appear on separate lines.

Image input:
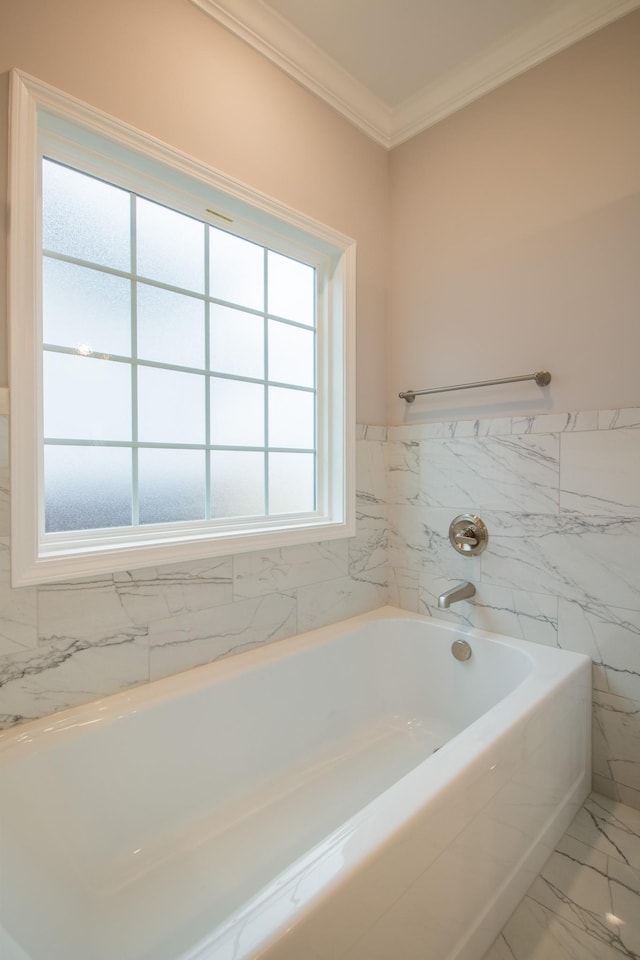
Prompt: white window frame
<box><xmin>8</xmin><ymin>71</ymin><xmax>356</xmax><ymax>587</ymax></box>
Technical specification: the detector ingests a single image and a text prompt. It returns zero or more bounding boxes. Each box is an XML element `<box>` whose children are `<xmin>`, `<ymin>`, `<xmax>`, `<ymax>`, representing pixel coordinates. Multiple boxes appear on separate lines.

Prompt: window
<box><xmin>9</xmin><ymin>71</ymin><xmax>355</xmax><ymax>586</ymax></box>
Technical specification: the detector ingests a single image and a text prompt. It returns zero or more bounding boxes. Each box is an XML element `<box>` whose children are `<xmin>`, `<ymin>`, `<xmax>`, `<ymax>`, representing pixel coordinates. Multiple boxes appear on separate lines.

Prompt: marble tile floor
<box><xmin>482</xmin><ymin>793</ymin><xmax>640</xmax><ymax>960</ymax></box>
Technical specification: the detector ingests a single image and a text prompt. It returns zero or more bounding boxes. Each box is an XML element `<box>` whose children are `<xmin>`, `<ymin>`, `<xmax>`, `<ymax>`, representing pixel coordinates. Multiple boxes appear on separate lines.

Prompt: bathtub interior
<box><xmin>0</xmin><ymin>612</ymin><xmax>549</xmax><ymax>960</ymax></box>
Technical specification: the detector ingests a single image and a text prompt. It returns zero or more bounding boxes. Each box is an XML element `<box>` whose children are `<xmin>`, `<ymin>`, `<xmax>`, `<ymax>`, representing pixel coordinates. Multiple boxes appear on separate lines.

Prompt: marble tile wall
<box><xmin>387</xmin><ymin>408</ymin><xmax>640</xmax><ymax>811</ymax></box>
<box><xmin>2</xmin><ymin>409</ymin><xmax>639</xmax><ymax>813</ymax></box>
<box><xmin>0</xmin><ymin>418</ymin><xmax>387</xmax><ymax>727</ymax></box>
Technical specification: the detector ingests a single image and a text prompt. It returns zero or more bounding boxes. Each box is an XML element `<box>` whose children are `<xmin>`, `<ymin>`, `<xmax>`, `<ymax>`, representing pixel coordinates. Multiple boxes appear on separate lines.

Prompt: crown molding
<box><xmin>190</xmin><ymin>0</ymin><xmax>393</xmax><ymax>147</ymax></box>
<box><xmin>190</xmin><ymin>0</ymin><xmax>640</xmax><ymax>150</ymax></box>
<box><xmin>391</xmin><ymin>0</ymin><xmax>640</xmax><ymax>146</ymax></box>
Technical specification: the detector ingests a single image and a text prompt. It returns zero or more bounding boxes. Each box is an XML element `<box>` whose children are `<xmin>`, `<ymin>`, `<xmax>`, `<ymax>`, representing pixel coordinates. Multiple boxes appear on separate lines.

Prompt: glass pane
<box><xmin>42</xmin><ymin>159</ymin><xmax>130</xmax><ymax>270</ymax></box>
<box><xmin>268</xmin><ymin>386</ymin><xmax>314</xmax><ymax>449</ymax></box>
<box><xmin>138</xmin><ymin>449</ymin><xmax>205</xmax><ymax>525</ymax></box>
<box><xmin>268</xmin><ymin>251</ymin><xmax>315</xmax><ymax>326</ymax></box>
<box><xmin>44</xmin><ymin>445</ymin><xmax>131</xmax><ymax>532</ymax></box>
<box><xmin>269</xmin><ymin>453</ymin><xmax>315</xmax><ymax>514</ymax></box>
<box><xmin>210</xmin><ymin>379</ymin><xmax>264</xmax><ymax>447</ymax></box>
<box><xmin>268</xmin><ymin>320</ymin><xmax>314</xmax><ymax>388</ymax></box>
<box><xmin>211</xmin><ymin>451</ymin><xmax>264</xmax><ymax>518</ymax></box>
<box><xmin>43</xmin><ymin>257</ymin><xmax>131</xmax><ymax>357</ymax></box>
<box><xmin>136</xmin><ymin>197</ymin><xmax>205</xmax><ymax>294</ymax></box>
<box><xmin>137</xmin><ymin>284</ymin><xmax>204</xmax><ymax>369</ymax></box>
<box><xmin>137</xmin><ymin>368</ymin><xmax>205</xmax><ymax>444</ymax></box>
<box><xmin>44</xmin><ymin>353</ymin><xmax>131</xmax><ymax>441</ymax></box>
<box><xmin>209</xmin><ymin>228</ymin><xmax>264</xmax><ymax>311</ymax></box>
<box><xmin>210</xmin><ymin>304</ymin><xmax>263</xmax><ymax>379</ymax></box>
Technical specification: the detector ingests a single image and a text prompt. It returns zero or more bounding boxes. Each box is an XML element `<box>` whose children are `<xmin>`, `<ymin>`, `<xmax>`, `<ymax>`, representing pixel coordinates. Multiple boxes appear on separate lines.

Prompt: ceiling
<box><xmin>190</xmin><ymin>0</ymin><xmax>640</xmax><ymax>147</ymax></box>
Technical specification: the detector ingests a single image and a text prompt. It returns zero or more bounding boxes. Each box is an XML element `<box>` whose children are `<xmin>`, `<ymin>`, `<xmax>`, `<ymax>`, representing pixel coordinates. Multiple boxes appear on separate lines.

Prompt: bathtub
<box><xmin>0</xmin><ymin>606</ymin><xmax>590</xmax><ymax>960</ymax></box>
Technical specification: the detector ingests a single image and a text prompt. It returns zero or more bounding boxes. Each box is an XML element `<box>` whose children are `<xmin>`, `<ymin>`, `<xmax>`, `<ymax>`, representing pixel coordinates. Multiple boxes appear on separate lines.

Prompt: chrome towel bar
<box><xmin>399</xmin><ymin>370</ymin><xmax>551</xmax><ymax>403</ymax></box>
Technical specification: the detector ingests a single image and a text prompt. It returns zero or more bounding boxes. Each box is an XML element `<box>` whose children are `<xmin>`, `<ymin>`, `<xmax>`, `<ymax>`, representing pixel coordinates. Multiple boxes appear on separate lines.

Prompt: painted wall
<box><xmin>0</xmin><ymin>0</ymin><xmax>389</xmax><ymax>424</ymax></box>
<box><xmin>386</xmin><ymin>14</ymin><xmax>640</xmax><ymax>809</ymax></box>
<box><xmin>388</xmin><ymin>12</ymin><xmax>640</xmax><ymax>424</ymax></box>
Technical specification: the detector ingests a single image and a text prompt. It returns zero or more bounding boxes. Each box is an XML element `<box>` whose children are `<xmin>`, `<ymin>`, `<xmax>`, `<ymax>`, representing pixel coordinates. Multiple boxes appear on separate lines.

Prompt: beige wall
<box><xmin>388</xmin><ymin>12</ymin><xmax>640</xmax><ymax>424</ymax></box>
<box><xmin>0</xmin><ymin>0</ymin><xmax>389</xmax><ymax>423</ymax></box>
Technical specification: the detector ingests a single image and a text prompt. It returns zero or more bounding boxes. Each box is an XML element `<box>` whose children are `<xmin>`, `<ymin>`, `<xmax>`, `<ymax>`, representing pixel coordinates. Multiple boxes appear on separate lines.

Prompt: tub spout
<box><xmin>437</xmin><ymin>582</ymin><xmax>476</xmax><ymax>609</ymax></box>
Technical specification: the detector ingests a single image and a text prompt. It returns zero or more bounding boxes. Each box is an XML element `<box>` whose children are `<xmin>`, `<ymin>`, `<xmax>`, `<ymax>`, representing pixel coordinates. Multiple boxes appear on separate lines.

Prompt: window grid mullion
<box><xmin>263</xmin><ymin>248</ymin><xmax>269</xmax><ymax>516</ymax></box>
<box><xmin>130</xmin><ymin>192</ymin><xmax>139</xmax><ymax>527</ymax></box>
<box><xmin>42</xmin><ymin>249</ymin><xmax>316</xmax><ymax>332</ymax></box>
<box><xmin>313</xmin><ymin>268</ymin><xmax>318</xmax><ymax>511</ymax></box>
<box><xmin>204</xmin><ymin>225</ymin><xmax>211</xmax><ymax>520</ymax></box>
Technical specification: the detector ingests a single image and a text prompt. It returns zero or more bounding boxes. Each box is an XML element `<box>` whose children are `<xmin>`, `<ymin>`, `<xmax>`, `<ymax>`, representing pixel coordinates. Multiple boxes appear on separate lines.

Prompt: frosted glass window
<box><xmin>43</xmin><ymin>257</ymin><xmax>131</xmax><ymax>358</ymax></box>
<box><xmin>137</xmin><ymin>368</ymin><xmax>205</xmax><ymax>444</ymax></box>
<box><xmin>268</xmin><ymin>251</ymin><xmax>315</xmax><ymax>326</ymax></box>
<box><xmin>210</xmin><ymin>304</ymin><xmax>263</xmax><ymax>379</ymax></box>
<box><xmin>268</xmin><ymin>386</ymin><xmax>315</xmax><ymax>449</ymax></box>
<box><xmin>42</xmin><ymin>159</ymin><xmax>130</xmax><ymax>271</ymax></box>
<box><xmin>210</xmin><ymin>229</ymin><xmax>264</xmax><ymax>311</ymax></box>
<box><xmin>268</xmin><ymin>320</ymin><xmax>315</xmax><ymax>388</ymax></box>
<box><xmin>137</xmin><ymin>197</ymin><xmax>205</xmax><ymax>294</ymax></box>
<box><xmin>44</xmin><ymin>353</ymin><xmax>131</xmax><ymax>441</ymax></box>
<box><xmin>211</xmin><ymin>451</ymin><xmax>264</xmax><ymax>518</ymax></box>
<box><xmin>269</xmin><ymin>453</ymin><xmax>315</xmax><ymax>514</ymax></box>
<box><xmin>45</xmin><ymin>446</ymin><xmax>131</xmax><ymax>532</ymax></box>
<box><xmin>138</xmin><ymin>449</ymin><xmax>205</xmax><ymax>525</ymax></box>
<box><xmin>137</xmin><ymin>284</ymin><xmax>204</xmax><ymax>369</ymax></box>
<box><xmin>210</xmin><ymin>379</ymin><xmax>264</xmax><ymax>447</ymax></box>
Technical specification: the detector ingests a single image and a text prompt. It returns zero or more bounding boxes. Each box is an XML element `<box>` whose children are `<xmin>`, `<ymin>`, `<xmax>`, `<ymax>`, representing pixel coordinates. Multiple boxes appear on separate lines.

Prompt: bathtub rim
<box><xmin>0</xmin><ymin>604</ymin><xmax>588</xmax><ymax>758</ymax></box>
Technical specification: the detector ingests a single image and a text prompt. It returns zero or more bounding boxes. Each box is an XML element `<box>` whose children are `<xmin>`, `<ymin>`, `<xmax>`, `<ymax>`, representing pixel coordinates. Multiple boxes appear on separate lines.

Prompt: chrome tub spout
<box><xmin>437</xmin><ymin>582</ymin><xmax>476</xmax><ymax>609</ymax></box>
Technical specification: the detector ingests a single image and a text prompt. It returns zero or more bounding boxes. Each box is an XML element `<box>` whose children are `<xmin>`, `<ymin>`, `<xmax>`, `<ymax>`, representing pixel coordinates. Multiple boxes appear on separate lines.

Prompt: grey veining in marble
<box><xmin>420</xmin><ymin>435</ymin><xmax>560</xmax><ymax>513</ymax></box>
<box><xmin>480</xmin><ymin>512</ymin><xmax>640</xmax><ymax>612</ymax></box>
<box><xmin>420</xmin><ymin>577</ymin><xmax>558</xmax><ymax>646</ymax></box>
<box><xmin>512</xmin><ymin>411</ymin><xmax>599</xmax><ymax>435</ymax></box>
<box><xmin>560</xmin><ymin>430</ymin><xmax>640</xmax><ymax>518</ymax></box>
<box><xmin>482</xmin><ymin>794</ymin><xmax>640</xmax><ymax>960</ymax></box>
<box><xmin>599</xmin><ymin>410</ymin><xmax>640</xmax><ymax>431</ymax></box>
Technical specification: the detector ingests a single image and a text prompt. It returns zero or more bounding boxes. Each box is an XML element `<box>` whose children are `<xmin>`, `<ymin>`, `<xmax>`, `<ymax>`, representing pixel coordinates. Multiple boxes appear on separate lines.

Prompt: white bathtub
<box><xmin>0</xmin><ymin>606</ymin><xmax>591</xmax><ymax>960</ymax></box>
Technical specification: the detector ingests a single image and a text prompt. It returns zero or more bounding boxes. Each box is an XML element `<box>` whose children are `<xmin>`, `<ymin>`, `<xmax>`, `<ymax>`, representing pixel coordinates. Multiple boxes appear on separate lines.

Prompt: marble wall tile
<box><xmin>560</xmin><ymin>429</ymin><xmax>640</xmax><ymax>517</ymax></box>
<box><xmin>38</xmin><ymin>574</ymin><xmax>138</xmax><ymax>643</ymax></box>
<box><xmin>233</xmin><ymin>542</ymin><xmax>348</xmax><ymax>599</ymax></box>
<box><xmin>558</xmin><ymin>600</ymin><xmax>640</xmax><ymax>700</ymax></box>
<box><xmin>0</xmin><ymin>633</ymin><xmax>149</xmax><ymax>726</ymax></box>
<box><xmin>148</xmin><ymin>593</ymin><xmax>297</xmax><ymax>681</ymax></box>
<box><xmin>385</xmin><ymin>441</ymin><xmax>420</xmax><ymax>505</ymax></box>
<box><xmin>420</xmin><ymin>577</ymin><xmax>558</xmax><ymax>646</ymax></box>
<box><xmin>349</xmin><ymin>507</ymin><xmax>387</xmax><ymax>587</ymax></box>
<box><xmin>387</xmin><ymin>504</ymin><xmax>428</xmax><ymax>575</ymax></box>
<box><xmin>114</xmin><ymin>558</ymin><xmax>233</xmax><ymax>624</ymax></box>
<box><xmin>599</xmin><ymin>408</ymin><xmax>640</xmax><ymax>430</ymax></box>
<box><xmin>361</xmin><ymin>425</ymin><xmax>388</xmax><ymax>441</ymax></box>
<box><xmin>420</xmin><ymin>435</ymin><xmax>560</xmax><ymax>513</ymax></box>
<box><xmin>467</xmin><ymin>417</ymin><xmax>513</xmax><ymax>437</ymax></box>
<box><xmin>0</xmin><ymin>539</ymin><xmax>38</xmax><ymax>656</ymax></box>
<box><xmin>480</xmin><ymin>513</ymin><xmax>640</xmax><ymax>613</ymax></box>
<box><xmin>512</xmin><ymin>411</ymin><xmax>599</xmax><ymax>434</ymax></box>
<box><xmin>355</xmin><ymin>439</ymin><xmax>387</xmax><ymax>504</ymax></box>
<box><xmin>390</xmin><ymin>506</ymin><xmax>482</xmax><ymax>581</ymax></box>
<box><xmin>296</xmin><ymin>576</ymin><xmax>387</xmax><ymax>633</ymax></box>
<box><xmin>619</xmin><ymin>784</ymin><xmax>640</xmax><ymax>810</ymax></box>
<box><xmin>387</xmin><ymin>566</ymin><xmax>419</xmax><ymax>613</ymax></box>
<box><xmin>593</xmin><ymin>690</ymin><xmax>640</xmax><ymax>795</ymax></box>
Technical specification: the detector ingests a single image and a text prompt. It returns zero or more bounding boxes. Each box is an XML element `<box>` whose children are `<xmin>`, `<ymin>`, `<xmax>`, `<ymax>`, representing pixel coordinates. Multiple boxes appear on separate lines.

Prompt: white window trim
<box><xmin>8</xmin><ymin>70</ymin><xmax>356</xmax><ymax>587</ymax></box>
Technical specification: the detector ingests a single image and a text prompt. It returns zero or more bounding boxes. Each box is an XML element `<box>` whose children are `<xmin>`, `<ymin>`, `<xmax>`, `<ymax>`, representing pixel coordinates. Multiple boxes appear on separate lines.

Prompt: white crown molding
<box><xmin>392</xmin><ymin>0</ymin><xmax>640</xmax><ymax>146</ymax></box>
<box><xmin>190</xmin><ymin>0</ymin><xmax>393</xmax><ymax>147</ymax></box>
<box><xmin>191</xmin><ymin>0</ymin><xmax>640</xmax><ymax>150</ymax></box>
